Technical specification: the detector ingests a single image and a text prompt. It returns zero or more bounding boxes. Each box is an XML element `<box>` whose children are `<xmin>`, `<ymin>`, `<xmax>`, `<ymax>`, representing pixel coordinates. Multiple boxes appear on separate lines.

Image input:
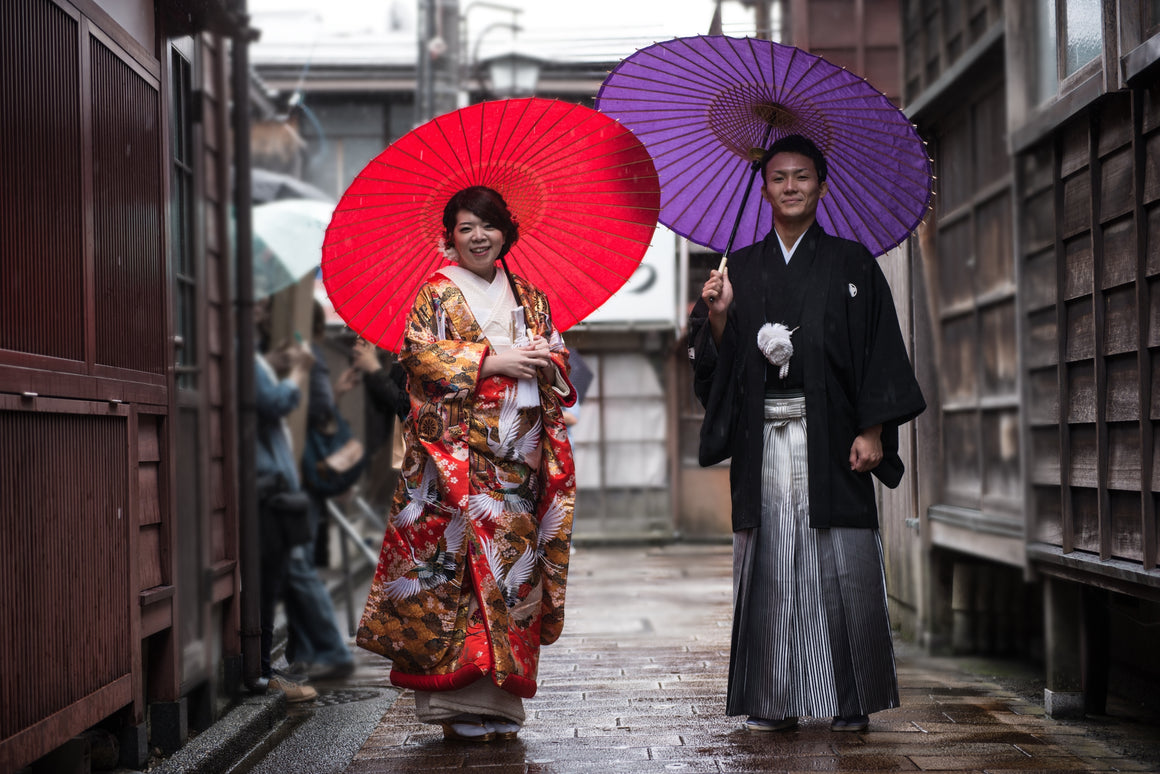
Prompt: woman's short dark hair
<box><xmin>441</xmin><ymin>186</ymin><xmax>519</xmax><ymax>252</ymax></box>
<box><xmin>760</xmin><ymin>134</ymin><xmax>828</xmax><ymax>183</ymax></box>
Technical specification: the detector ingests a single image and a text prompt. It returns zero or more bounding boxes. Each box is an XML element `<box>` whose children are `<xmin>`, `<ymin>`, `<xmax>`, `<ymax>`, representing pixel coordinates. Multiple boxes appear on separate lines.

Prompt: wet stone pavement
<box><xmin>338</xmin><ymin>544</ymin><xmax>1159</xmax><ymax>774</ymax></box>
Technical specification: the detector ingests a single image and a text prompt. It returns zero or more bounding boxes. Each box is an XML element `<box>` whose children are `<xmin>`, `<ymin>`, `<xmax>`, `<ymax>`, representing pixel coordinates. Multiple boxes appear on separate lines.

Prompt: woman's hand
<box><xmin>481</xmin><ymin>336</ymin><xmax>553</xmax><ymax>380</ymax></box>
<box><xmin>526</xmin><ymin>335</ymin><xmax>555</xmax><ymax>380</ymax></box>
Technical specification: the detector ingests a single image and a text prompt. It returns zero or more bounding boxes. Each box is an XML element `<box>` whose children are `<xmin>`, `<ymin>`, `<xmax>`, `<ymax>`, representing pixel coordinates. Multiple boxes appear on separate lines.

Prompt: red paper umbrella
<box><xmin>322</xmin><ymin>98</ymin><xmax>661</xmax><ymax>352</ymax></box>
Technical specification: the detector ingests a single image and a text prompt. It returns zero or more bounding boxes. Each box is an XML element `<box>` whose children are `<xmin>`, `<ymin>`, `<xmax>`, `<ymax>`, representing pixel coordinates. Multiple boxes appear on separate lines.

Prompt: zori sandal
<box><xmin>441</xmin><ymin>714</ymin><xmax>494</xmax><ymax>742</ymax></box>
<box><xmin>485</xmin><ymin>717</ymin><xmax>522</xmax><ymax>741</ymax></box>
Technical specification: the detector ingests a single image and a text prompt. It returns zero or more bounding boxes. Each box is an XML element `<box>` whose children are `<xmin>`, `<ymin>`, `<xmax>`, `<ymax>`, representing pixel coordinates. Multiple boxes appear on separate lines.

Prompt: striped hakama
<box><xmin>728</xmin><ymin>395</ymin><xmax>899</xmax><ymax>719</ymax></box>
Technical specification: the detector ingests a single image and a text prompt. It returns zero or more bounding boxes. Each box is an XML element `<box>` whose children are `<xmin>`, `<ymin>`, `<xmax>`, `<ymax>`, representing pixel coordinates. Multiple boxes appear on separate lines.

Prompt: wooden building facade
<box><xmin>902</xmin><ymin>0</ymin><xmax>1160</xmax><ymax>715</ymax></box>
<box><xmin>1</xmin><ymin>0</ymin><xmax>251</xmax><ymax>768</ymax></box>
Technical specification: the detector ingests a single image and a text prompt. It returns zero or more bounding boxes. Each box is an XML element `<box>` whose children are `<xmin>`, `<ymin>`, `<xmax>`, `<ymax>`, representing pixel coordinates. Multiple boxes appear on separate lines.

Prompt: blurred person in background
<box><xmin>253</xmin><ymin>298</ymin><xmax>318</xmax><ymax>703</ymax></box>
<box><xmin>256</xmin><ymin>298</ymin><xmax>356</xmax><ymax>686</ymax></box>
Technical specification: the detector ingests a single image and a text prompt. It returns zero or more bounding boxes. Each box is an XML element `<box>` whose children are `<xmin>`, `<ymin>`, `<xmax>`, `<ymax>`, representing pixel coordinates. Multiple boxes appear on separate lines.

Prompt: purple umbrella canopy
<box><xmin>596</xmin><ymin>36</ymin><xmax>933</xmax><ymax>258</ymax></box>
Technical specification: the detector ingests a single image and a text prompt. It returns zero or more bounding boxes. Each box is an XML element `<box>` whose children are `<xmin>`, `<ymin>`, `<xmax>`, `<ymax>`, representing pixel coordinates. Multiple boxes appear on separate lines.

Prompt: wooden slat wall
<box><xmin>1</xmin><ymin>0</ymin><xmax>186</xmax><ymax>768</ymax></box>
<box><xmin>926</xmin><ymin>77</ymin><xmax>1021</xmax><ymax>519</ymax></box>
<box><xmin>138</xmin><ymin>415</ymin><xmax>166</xmax><ymax>589</ymax></box>
<box><xmin>0</xmin><ymin>405</ymin><xmax>131</xmax><ymax>755</ymax></box>
<box><xmin>91</xmin><ymin>36</ymin><xmax>166</xmax><ymax>375</ymax></box>
<box><xmin>901</xmin><ymin>0</ymin><xmax>1003</xmax><ymax>104</ymax></box>
<box><xmin>1022</xmin><ymin>87</ymin><xmax>1160</xmax><ymax>570</ymax></box>
<box><xmin>202</xmin><ymin>32</ymin><xmax>236</xmax><ymax>570</ymax></box>
<box><xmin>1144</xmin><ymin>81</ymin><xmax>1160</xmax><ymax>570</ymax></box>
<box><xmin>789</xmin><ymin>0</ymin><xmax>902</xmax><ymax>103</ymax></box>
<box><xmin>0</xmin><ymin>0</ymin><xmax>86</xmax><ymax>361</ymax></box>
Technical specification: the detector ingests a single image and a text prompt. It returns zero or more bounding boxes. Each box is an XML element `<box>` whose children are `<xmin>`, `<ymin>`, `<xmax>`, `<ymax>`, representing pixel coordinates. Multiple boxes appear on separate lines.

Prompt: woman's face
<box><xmin>451</xmin><ymin>209</ymin><xmax>504</xmax><ymax>281</ymax></box>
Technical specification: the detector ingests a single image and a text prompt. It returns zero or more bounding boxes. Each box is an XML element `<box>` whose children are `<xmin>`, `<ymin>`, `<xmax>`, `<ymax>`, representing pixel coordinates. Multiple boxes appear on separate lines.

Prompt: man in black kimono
<box><xmin>689</xmin><ymin>134</ymin><xmax>925</xmax><ymax>733</ymax></box>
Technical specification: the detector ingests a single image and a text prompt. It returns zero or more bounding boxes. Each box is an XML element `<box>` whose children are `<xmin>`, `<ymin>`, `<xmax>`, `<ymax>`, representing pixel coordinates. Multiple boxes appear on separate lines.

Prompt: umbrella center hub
<box><xmin>706</xmin><ymin>89</ymin><xmax>826</xmax><ymax>159</ymax></box>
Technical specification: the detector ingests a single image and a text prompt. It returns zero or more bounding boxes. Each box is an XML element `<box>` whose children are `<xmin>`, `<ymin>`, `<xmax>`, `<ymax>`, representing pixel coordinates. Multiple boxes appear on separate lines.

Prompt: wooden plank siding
<box><xmin>1021</xmin><ymin>89</ymin><xmax>1159</xmax><ymax>572</ymax></box>
<box><xmin>787</xmin><ymin>0</ymin><xmax>902</xmax><ymax>103</ymax></box>
<box><xmin>923</xmin><ymin>71</ymin><xmax>1023</xmax><ymax>528</ymax></box>
<box><xmin>0</xmin><ymin>399</ymin><xmax>135</xmax><ymax>771</ymax></box>
<box><xmin>902</xmin><ymin>0</ymin><xmax>1004</xmax><ymax>106</ymax></box>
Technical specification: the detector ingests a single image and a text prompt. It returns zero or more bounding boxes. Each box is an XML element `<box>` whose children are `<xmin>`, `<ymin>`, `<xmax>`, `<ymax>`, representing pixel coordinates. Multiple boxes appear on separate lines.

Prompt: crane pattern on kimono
<box><xmin>480</xmin><ymin>538</ymin><xmax>536</xmax><ymax>607</ymax></box>
<box><xmin>469</xmin><ymin>459</ymin><xmax>534</xmax><ymax>523</ymax></box>
<box><xmin>535</xmin><ymin>492</ymin><xmax>569</xmax><ymax>572</ymax></box>
<box><xmin>487</xmin><ymin>385</ymin><xmax>541</xmax><ymax>462</ymax></box>
<box><xmin>478</xmin><ymin>490</ymin><xmax>570</xmax><ymax>607</ymax></box>
<box><xmin>394</xmin><ymin>457</ymin><xmax>441</xmax><ymax>528</ymax></box>
<box><xmin>382</xmin><ymin>508</ymin><xmax>468</xmax><ymax>600</ymax></box>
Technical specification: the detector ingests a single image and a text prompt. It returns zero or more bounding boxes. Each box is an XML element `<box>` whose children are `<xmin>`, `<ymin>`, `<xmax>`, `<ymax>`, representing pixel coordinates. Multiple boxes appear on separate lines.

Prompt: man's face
<box><xmin>760</xmin><ymin>151</ymin><xmax>828</xmax><ymax>229</ymax></box>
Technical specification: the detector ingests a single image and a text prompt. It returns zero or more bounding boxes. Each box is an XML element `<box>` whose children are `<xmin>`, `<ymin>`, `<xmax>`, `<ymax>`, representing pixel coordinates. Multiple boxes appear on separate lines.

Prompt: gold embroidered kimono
<box><xmin>357</xmin><ymin>270</ymin><xmax>576</xmax><ymax>699</ymax></box>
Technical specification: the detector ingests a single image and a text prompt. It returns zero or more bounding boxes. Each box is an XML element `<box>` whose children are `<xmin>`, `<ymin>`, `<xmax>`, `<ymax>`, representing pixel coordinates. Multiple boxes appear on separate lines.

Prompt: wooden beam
<box><xmin>1089</xmin><ymin>112</ymin><xmax>1111</xmax><ymax>562</ymax></box>
<box><xmin>1132</xmin><ymin>87</ymin><xmax>1157</xmax><ymax>571</ymax></box>
<box><xmin>1054</xmin><ymin>135</ymin><xmax>1073</xmax><ymax>554</ymax></box>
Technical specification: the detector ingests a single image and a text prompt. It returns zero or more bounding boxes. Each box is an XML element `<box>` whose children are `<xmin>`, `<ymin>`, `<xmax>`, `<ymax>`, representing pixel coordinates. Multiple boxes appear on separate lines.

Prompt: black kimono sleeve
<box><xmin>855</xmin><ymin>261</ymin><xmax>926</xmax><ymax>488</ymax></box>
<box><xmin>365</xmin><ymin>362</ymin><xmax>410</xmax><ymax>422</ymax></box>
<box><xmin>688</xmin><ymin>299</ymin><xmax>745</xmax><ymax>467</ymax></box>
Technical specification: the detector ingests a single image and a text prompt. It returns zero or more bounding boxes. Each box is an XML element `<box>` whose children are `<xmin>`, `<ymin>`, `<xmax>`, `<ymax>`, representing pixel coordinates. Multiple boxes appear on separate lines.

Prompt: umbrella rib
<box><xmin>602</xmin><ymin>40</ymin><xmax>743</xmax><ymax>102</ymax></box>
<box><xmin>827</xmin><ymin>153</ymin><xmax>932</xmax><ymax>221</ymax></box>
<box><xmin>516</xmin><ymin>237</ymin><xmax>622</xmax><ymax>327</ymax></box>
<box><xmin>325</xmin><ymin>228</ymin><xmax>431</xmax><ymax>303</ymax></box>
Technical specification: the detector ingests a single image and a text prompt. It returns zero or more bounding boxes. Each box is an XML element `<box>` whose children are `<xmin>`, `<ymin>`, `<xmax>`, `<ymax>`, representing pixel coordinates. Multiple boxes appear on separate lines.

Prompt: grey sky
<box><xmin>249</xmin><ymin>0</ymin><xmax>762</xmax><ymax>65</ymax></box>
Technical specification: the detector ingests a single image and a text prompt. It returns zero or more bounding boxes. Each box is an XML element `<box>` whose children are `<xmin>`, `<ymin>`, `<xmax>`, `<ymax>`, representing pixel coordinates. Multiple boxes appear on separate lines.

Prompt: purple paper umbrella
<box><xmin>596</xmin><ymin>35</ymin><xmax>933</xmax><ymax>258</ymax></box>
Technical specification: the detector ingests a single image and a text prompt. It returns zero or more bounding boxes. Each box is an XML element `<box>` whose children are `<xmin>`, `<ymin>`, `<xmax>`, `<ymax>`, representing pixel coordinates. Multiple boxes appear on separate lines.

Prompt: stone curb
<box><xmin>150</xmin><ymin>693</ymin><xmax>286</xmax><ymax>774</ymax></box>
<box><xmin>149</xmin><ymin>551</ymin><xmax>375</xmax><ymax>774</ymax></box>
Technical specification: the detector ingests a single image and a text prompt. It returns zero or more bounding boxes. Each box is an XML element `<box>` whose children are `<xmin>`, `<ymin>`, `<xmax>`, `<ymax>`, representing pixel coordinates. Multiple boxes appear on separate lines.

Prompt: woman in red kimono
<box><xmin>357</xmin><ymin>186</ymin><xmax>576</xmax><ymax>742</ymax></box>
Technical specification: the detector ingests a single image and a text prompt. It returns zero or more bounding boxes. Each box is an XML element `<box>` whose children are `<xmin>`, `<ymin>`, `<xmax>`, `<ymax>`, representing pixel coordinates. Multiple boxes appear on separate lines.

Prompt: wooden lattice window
<box><xmin>931</xmin><ymin>78</ymin><xmax>1021</xmax><ymax>518</ymax></box>
<box><xmin>1031</xmin><ymin>0</ymin><xmax>1104</xmax><ymax>104</ymax></box>
<box><xmin>171</xmin><ymin>41</ymin><xmax>198</xmax><ymax>389</ymax></box>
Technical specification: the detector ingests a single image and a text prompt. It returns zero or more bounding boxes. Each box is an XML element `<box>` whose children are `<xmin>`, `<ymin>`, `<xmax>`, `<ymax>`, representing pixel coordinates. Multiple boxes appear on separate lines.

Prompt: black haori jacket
<box><xmin>689</xmin><ymin>223</ymin><xmax>926</xmax><ymax>531</ymax></box>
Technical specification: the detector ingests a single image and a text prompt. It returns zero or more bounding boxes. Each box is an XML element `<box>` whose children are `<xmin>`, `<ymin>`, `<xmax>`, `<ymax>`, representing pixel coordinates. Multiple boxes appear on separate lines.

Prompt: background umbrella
<box><xmin>251</xmin><ymin>167</ymin><xmax>334</xmax><ymax>205</ymax></box>
<box><xmin>253</xmin><ymin>198</ymin><xmax>336</xmax><ymax>298</ymax></box>
<box><xmin>321</xmin><ymin>97</ymin><xmax>660</xmax><ymax>352</ymax></box>
<box><xmin>565</xmin><ymin>346</ymin><xmax>594</xmax><ymax>404</ymax></box>
<box><xmin>596</xmin><ymin>35</ymin><xmax>933</xmax><ymax>260</ymax></box>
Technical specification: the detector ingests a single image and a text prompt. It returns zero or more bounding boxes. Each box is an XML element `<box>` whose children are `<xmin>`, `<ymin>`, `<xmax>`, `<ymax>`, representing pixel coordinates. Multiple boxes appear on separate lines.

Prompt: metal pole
<box><xmin>230</xmin><ymin>2</ymin><xmax>263</xmax><ymax>690</ymax></box>
<box><xmin>416</xmin><ymin>0</ymin><xmax>434</xmax><ymax>124</ymax></box>
<box><xmin>435</xmin><ymin>0</ymin><xmax>461</xmax><ymax>115</ymax></box>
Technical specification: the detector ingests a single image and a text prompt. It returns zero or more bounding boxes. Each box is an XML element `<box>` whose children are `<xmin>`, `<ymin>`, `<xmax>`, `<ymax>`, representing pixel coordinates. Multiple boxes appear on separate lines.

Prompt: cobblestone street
<box><xmin>332</xmin><ymin>544</ymin><xmax>1159</xmax><ymax>773</ymax></box>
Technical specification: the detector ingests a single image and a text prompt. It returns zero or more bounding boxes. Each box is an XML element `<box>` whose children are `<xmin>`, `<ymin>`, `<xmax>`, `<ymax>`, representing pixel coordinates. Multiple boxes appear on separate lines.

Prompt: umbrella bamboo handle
<box><xmin>706</xmin><ymin>255</ymin><xmax>729</xmax><ymax>304</ymax></box>
<box><xmin>705</xmin><ymin>152</ymin><xmax>762</xmax><ymax>305</ymax></box>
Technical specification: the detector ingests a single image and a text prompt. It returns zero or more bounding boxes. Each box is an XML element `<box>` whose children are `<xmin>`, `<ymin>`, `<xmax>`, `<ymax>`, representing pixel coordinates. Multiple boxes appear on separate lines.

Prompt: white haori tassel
<box><xmin>515</xmin><ymin>376</ymin><xmax>540</xmax><ymax>408</ymax></box>
<box><xmin>511</xmin><ymin>306</ymin><xmax>541</xmax><ymax>408</ymax></box>
<box><xmin>757</xmin><ymin>322</ymin><xmax>795</xmax><ymax>380</ymax></box>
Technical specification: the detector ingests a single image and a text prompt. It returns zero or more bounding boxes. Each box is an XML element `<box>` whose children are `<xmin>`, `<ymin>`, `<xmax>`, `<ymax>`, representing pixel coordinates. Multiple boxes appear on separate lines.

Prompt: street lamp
<box><xmin>460</xmin><ymin>2</ymin><xmax>523</xmax><ymax>104</ymax></box>
<box><xmin>479</xmin><ymin>51</ymin><xmax>543</xmax><ymax>97</ymax></box>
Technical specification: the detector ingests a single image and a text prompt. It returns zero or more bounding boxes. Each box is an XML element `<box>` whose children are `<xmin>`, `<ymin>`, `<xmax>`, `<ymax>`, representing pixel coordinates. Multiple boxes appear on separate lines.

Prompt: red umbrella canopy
<box><xmin>322</xmin><ymin>97</ymin><xmax>661</xmax><ymax>352</ymax></box>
